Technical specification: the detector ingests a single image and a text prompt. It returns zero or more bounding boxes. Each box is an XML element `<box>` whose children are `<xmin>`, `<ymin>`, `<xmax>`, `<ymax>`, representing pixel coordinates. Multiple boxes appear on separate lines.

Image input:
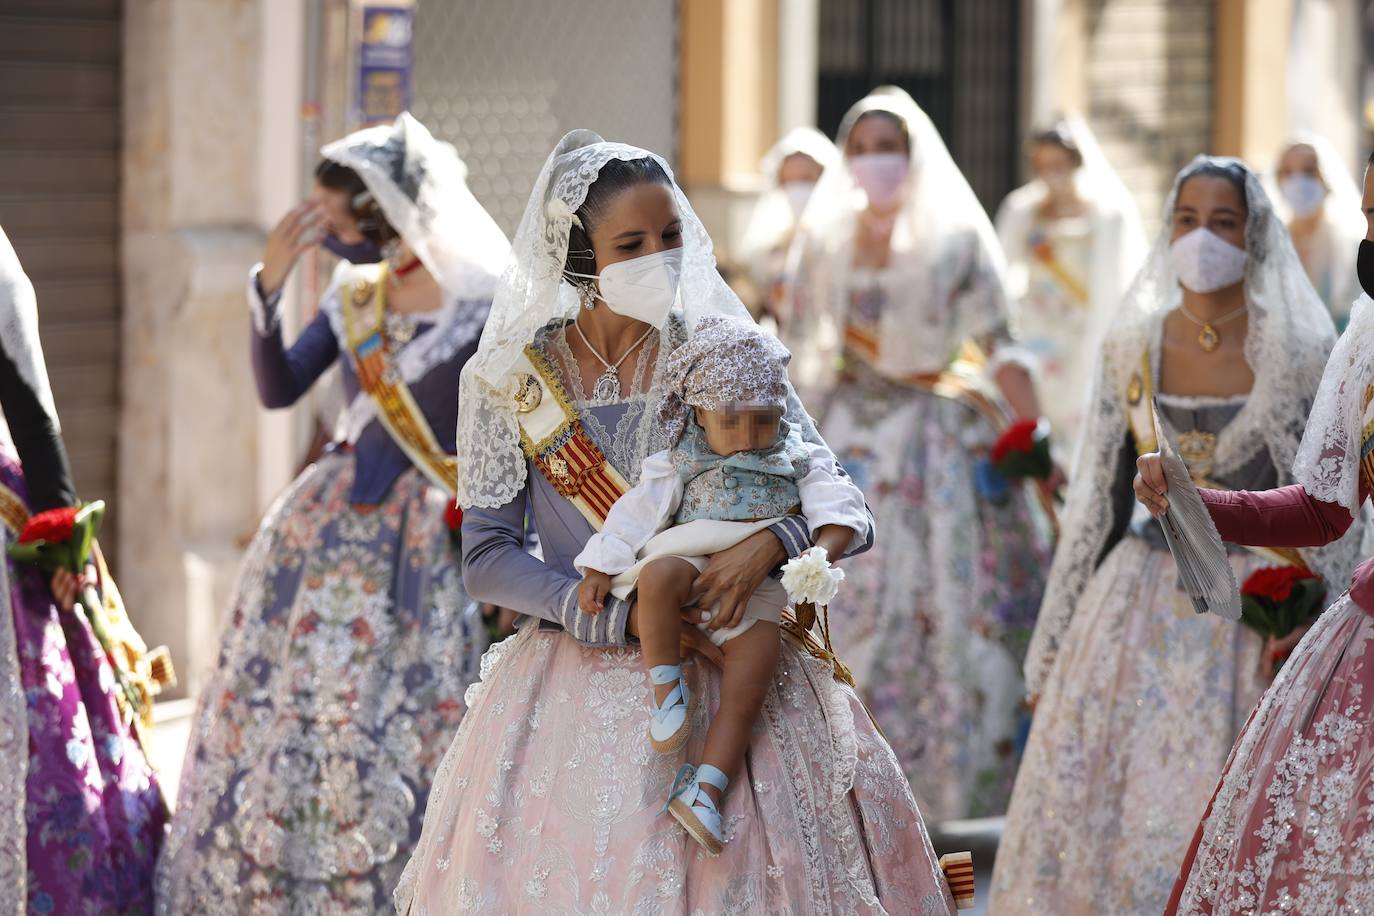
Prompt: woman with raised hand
<box><xmin>155</xmin><ymin>113</ymin><xmax>508</xmax><ymax>913</ymax></box>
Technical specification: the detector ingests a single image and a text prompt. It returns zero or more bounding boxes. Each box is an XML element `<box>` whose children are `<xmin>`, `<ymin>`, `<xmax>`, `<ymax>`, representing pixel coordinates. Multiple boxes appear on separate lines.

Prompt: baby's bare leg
<box><xmin>698</xmin><ymin>620</ymin><xmax>780</xmax><ymax>805</ymax></box>
<box><xmin>636</xmin><ymin>557</ymin><xmax>699</xmax><ymax>704</ymax></box>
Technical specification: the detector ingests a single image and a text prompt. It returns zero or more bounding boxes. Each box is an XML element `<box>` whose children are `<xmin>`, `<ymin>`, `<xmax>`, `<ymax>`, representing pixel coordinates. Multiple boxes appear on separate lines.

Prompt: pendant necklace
<box><xmin>1177</xmin><ymin>301</ymin><xmax>1248</xmax><ymax>353</ymax></box>
<box><xmin>572</xmin><ymin>319</ymin><xmax>655</xmax><ymax>402</ymax></box>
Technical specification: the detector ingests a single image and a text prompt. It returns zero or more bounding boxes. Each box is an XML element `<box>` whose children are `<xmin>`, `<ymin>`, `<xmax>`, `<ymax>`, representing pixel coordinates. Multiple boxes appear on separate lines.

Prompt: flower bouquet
<box><xmin>990</xmin><ymin>417</ymin><xmax>1053</xmax><ymax>481</ymax></box>
<box><xmin>1239</xmin><ymin>565</ymin><xmax>1326</xmax><ymax>669</ymax></box>
<box><xmin>10</xmin><ymin>501</ymin><xmax>163</xmax><ymax>722</ymax></box>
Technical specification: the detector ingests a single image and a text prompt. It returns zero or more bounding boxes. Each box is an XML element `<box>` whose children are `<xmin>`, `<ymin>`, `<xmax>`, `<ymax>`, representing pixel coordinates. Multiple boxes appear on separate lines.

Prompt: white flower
<box><xmin>545</xmin><ymin>196</ymin><xmax>583</xmax><ymax>229</ymax></box>
<box><xmin>780</xmin><ymin>546</ymin><xmax>845</xmax><ymax>607</ymax></box>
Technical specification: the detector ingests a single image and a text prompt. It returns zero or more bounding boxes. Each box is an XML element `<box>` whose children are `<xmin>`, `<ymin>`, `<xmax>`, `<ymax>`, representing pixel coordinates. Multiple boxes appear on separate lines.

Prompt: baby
<box><xmin>575</xmin><ymin>314</ymin><xmax>864</xmax><ymax>855</ymax></box>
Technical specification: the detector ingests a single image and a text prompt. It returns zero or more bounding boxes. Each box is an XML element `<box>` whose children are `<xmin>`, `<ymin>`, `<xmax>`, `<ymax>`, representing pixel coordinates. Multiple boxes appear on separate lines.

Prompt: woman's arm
<box><xmin>1198</xmin><ymin>485</ymin><xmax>1358</xmax><ymax>548</ymax></box>
<box><xmin>248</xmin><ymin>267</ymin><xmax>340</xmax><ymax>409</ymax></box>
<box><xmin>1136</xmin><ymin>452</ymin><xmax>1364</xmax><ymax>549</ymax></box>
<box><xmin>0</xmin><ymin>347</ymin><xmax>74</xmax><ymax>511</ymax></box>
<box><xmin>461</xmin><ymin>485</ymin><xmax>633</xmax><ymax>646</ymax></box>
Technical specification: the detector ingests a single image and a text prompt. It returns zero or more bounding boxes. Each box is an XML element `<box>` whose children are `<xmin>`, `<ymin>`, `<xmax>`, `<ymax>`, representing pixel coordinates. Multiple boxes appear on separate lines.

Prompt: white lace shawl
<box><xmin>1024</xmin><ymin>156</ymin><xmax>1360</xmax><ymax>697</ymax></box>
<box><xmin>737</xmin><ymin>127</ymin><xmax>841</xmax><ymax>271</ymax></box>
<box><xmin>780</xmin><ymin>86</ymin><xmax>1011</xmax><ymax>397</ymax></box>
<box><xmin>457</xmin><ymin>130</ymin><xmax>822</xmax><ymax>510</ymax></box>
<box><xmin>1291</xmin><ymin>294</ymin><xmax>1374</xmax><ymax>516</ymax></box>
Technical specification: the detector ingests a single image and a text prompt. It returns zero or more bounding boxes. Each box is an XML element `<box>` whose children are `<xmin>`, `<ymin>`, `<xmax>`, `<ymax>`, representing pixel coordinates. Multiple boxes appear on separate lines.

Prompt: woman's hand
<box><xmin>259</xmin><ymin>201</ymin><xmax>324</xmax><ymax>297</ymax></box>
<box><xmin>50</xmin><ymin>568</ymin><xmax>82</xmax><ymax>613</ymax></box>
<box><xmin>1260</xmin><ymin>624</ymin><xmax>1310</xmax><ymax>680</ymax></box>
<box><xmin>689</xmin><ymin>529</ymin><xmax>786</xmax><ymax>632</ymax></box>
<box><xmin>625</xmin><ymin>600</ymin><xmax>726</xmax><ymax>668</ymax></box>
<box><xmin>1133</xmin><ymin>452</ymin><xmax>1170</xmax><ymax>517</ymax></box>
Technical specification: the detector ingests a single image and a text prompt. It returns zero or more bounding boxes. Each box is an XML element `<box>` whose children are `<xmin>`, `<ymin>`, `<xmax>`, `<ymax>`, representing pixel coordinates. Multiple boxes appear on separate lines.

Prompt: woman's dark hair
<box><xmin>1029</xmin><ymin>122</ymin><xmax>1083</xmax><ymax>167</ymax></box>
<box><xmin>314</xmin><ymin>158</ymin><xmax>398</xmax><ymax>245</ymax></box>
<box><xmin>849</xmin><ymin>110</ymin><xmax>910</xmax><ymax>153</ymax></box>
<box><xmin>1176</xmin><ymin>159</ymin><xmax>1249</xmax><ymax>208</ymax></box>
<box><xmin>562</xmin><ymin>156</ymin><xmax>673</xmax><ymax>288</ymax></box>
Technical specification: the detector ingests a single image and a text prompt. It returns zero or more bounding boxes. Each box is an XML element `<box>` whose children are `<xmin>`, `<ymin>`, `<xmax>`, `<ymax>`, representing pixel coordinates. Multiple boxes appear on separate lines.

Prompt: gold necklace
<box><xmin>1176</xmin><ymin>301</ymin><xmax>1248</xmax><ymax>353</ymax></box>
<box><xmin>572</xmin><ymin>319</ymin><xmax>655</xmax><ymax>402</ymax></box>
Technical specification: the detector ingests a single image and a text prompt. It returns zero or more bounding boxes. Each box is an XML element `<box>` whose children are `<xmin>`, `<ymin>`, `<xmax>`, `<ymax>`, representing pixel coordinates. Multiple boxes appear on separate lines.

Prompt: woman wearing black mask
<box><xmin>155</xmin><ymin>113</ymin><xmax>509</xmax><ymax>913</ymax></box>
<box><xmin>1137</xmin><ymin>153</ymin><xmax>1374</xmax><ymax>914</ymax></box>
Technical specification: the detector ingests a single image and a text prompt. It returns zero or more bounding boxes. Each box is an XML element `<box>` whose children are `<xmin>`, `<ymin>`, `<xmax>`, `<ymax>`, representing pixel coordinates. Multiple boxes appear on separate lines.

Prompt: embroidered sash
<box><xmin>343</xmin><ymin>265</ymin><xmax>459</xmax><ymax>499</ymax></box>
<box><xmin>1359</xmin><ymin>383</ymin><xmax>1374</xmax><ymax>495</ymax></box>
<box><xmin>1030</xmin><ymin>234</ymin><xmax>1089</xmax><ymax>306</ymax></box>
<box><xmin>1125</xmin><ymin>350</ymin><xmax>1309</xmax><ymax>571</ymax></box>
<box><xmin>511</xmin><ymin>344</ymin><xmax>632</xmax><ymax>527</ymax></box>
<box><xmin>0</xmin><ymin>482</ymin><xmax>27</xmax><ymax>537</ymax></box>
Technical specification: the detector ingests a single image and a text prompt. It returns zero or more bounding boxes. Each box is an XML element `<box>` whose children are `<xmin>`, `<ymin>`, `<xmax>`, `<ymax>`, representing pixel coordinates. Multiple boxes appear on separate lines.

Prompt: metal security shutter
<box><xmin>816</xmin><ymin>0</ymin><xmax>1022</xmax><ymax>211</ymax></box>
<box><xmin>0</xmin><ymin>0</ymin><xmax>121</xmax><ymax>555</ymax></box>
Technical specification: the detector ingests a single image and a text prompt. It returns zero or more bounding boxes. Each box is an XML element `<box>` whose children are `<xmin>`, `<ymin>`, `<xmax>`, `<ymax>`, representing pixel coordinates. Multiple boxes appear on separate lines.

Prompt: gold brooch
<box><xmin>1126</xmin><ymin>372</ymin><xmax>1143</xmax><ymax>406</ymax></box>
<box><xmin>547</xmin><ymin>455</ymin><xmax>570</xmax><ymax>481</ymax></box>
<box><xmin>351</xmin><ymin>280</ymin><xmax>374</xmax><ymax>306</ymax></box>
<box><xmin>1176</xmin><ymin>429</ymin><xmax>1218</xmax><ymax>469</ymax></box>
<box><xmin>513</xmin><ymin>373</ymin><xmax>542</xmax><ymax>413</ymax></box>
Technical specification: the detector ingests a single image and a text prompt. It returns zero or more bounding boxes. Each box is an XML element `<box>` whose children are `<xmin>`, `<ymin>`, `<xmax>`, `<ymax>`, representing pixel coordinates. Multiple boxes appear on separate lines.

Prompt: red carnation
<box><xmin>991</xmin><ymin>418</ymin><xmax>1040</xmax><ymax>465</ymax></box>
<box><xmin>19</xmin><ymin>507</ymin><xmax>79</xmax><ymax>545</ymax></box>
<box><xmin>1241</xmin><ymin>566</ymin><xmax>1319</xmax><ymax>604</ymax></box>
<box><xmin>444</xmin><ymin>500</ymin><xmax>463</xmax><ymax>532</ymax></box>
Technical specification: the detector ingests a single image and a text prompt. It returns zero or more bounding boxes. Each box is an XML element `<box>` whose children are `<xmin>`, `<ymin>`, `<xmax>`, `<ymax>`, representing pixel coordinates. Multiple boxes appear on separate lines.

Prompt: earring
<box><xmin>580</xmin><ymin>284</ymin><xmax>596</xmax><ymax>311</ymax></box>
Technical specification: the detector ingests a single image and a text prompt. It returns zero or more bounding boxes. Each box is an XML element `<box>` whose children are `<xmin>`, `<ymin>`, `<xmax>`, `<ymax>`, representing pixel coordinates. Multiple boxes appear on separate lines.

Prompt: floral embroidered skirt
<box><xmin>819</xmin><ymin>376</ymin><xmax>1051</xmax><ymax>821</ymax></box>
<box><xmin>0</xmin><ymin>452</ymin><xmax>166</xmax><ymax>915</ymax></box>
<box><xmin>989</xmin><ymin>537</ymin><xmax>1267</xmax><ymax>915</ymax></box>
<box><xmin>395</xmin><ymin>625</ymin><xmax>957</xmax><ymax>915</ymax></box>
<box><xmin>1168</xmin><ymin>592</ymin><xmax>1374</xmax><ymax>915</ymax></box>
<box><xmin>155</xmin><ymin>454</ymin><xmax>486</xmax><ymax>914</ymax></box>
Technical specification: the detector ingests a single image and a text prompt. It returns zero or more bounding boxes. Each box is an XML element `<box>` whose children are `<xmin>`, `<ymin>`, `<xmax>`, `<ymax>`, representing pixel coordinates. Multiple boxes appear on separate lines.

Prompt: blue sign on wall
<box><xmin>357</xmin><ymin>5</ymin><xmax>414</xmax><ymax>125</ymax></box>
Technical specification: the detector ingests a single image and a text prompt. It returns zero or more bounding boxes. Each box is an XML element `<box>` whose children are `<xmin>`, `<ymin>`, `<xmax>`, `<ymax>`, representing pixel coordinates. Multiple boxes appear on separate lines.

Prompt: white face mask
<box><xmin>567</xmin><ymin>247</ymin><xmax>683</xmax><ymax>328</ymax></box>
<box><xmin>781</xmin><ymin>180</ymin><xmax>816</xmax><ymax>219</ymax></box>
<box><xmin>1169</xmin><ymin>227</ymin><xmax>1247</xmax><ymax>294</ymax></box>
<box><xmin>1280</xmin><ymin>173</ymin><xmax>1326</xmax><ymax>218</ymax></box>
<box><xmin>849</xmin><ymin>152</ymin><xmax>910</xmax><ymax>209</ymax></box>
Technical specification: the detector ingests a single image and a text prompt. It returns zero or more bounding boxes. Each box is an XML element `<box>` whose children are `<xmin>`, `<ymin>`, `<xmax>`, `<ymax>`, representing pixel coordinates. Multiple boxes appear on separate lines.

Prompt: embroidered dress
<box><xmin>782</xmin><ymin>88</ymin><xmax>1052</xmax><ymax>821</ymax></box>
<box><xmin>155</xmin><ymin>115</ymin><xmax>503</xmax><ymax>914</ymax></box>
<box><xmin>395</xmin><ymin>130</ymin><xmax>956</xmax><ymax>914</ymax></box>
<box><xmin>1166</xmin><ymin>294</ymin><xmax>1374</xmax><ymax>915</ymax></box>
<box><xmin>991</xmin><ymin>157</ymin><xmax>1357</xmax><ymax>916</ymax></box>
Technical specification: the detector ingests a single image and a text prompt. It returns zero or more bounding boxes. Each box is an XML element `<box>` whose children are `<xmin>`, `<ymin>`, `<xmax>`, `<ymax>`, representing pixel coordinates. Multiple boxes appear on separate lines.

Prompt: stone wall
<box><xmin>121</xmin><ymin>0</ymin><xmax>305</xmax><ymax>696</ymax></box>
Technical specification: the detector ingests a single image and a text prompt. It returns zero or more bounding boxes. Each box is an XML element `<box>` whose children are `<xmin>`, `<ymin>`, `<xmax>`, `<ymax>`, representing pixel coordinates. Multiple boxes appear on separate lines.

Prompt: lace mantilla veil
<box><xmin>781</xmin><ymin>86</ymin><xmax>1010</xmax><ymax>397</ymax></box>
<box><xmin>320</xmin><ymin>112</ymin><xmax>509</xmax><ymax>302</ymax></box>
<box><xmin>1292</xmin><ymin>293</ymin><xmax>1374</xmax><ymax>516</ymax></box>
<box><xmin>1023</xmin><ymin>155</ymin><xmax>1360</xmax><ymax>696</ymax></box>
<box><xmin>457</xmin><ymin>130</ymin><xmax>820</xmax><ymax>511</ymax></box>
<box><xmin>737</xmin><ymin>126</ymin><xmax>841</xmax><ymax>268</ymax></box>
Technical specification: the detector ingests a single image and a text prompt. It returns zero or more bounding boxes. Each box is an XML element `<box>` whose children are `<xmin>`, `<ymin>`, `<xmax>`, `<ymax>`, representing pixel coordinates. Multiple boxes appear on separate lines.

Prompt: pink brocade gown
<box><xmin>1169</xmin><ymin>592</ymin><xmax>1374</xmax><ymax>914</ymax></box>
<box><xmin>395</xmin><ymin>624</ymin><xmax>957</xmax><ymax>915</ymax></box>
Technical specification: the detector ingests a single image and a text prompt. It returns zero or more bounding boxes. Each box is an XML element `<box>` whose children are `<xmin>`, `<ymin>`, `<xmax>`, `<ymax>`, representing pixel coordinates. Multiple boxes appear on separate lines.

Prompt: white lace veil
<box><xmin>781</xmin><ymin>86</ymin><xmax>1009</xmax><ymax>395</ymax></box>
<box><xmin>737</xmin><ymin>127</ymin><xmax>841</xmax><ymax>268</ymax></box>
<box><xmin>995</xmin><ymin>116</ymin><xmax>1148</xmax><ymax>353</ymax></box>
<box><xmin>1292</xmin><ymin>293</ymin><xmax>1374</xmax><ymax>516</ymax></box>
<box><xmin>1266</xmin><ymin>133</ymin><xmax>1365</xmax><ymax>319</ymax></box>
<box><xmin>321</xmin><ymin>112</ymin><xmax>509</xmax><ymax>300</ymax></box>
<box><xmin>458</xmin><ymin>130</ymin><xmax>779</xmax><ymax>510</ymax></box>
<box><xmin>0</xmin><ymin>225</ymin><xmax>57</xmax><ymax>428</ymax></box>
<box><xmin>1024</xmin><ymin>155</ymin><xmax>1357</xmax><ymax>696</ymax></box>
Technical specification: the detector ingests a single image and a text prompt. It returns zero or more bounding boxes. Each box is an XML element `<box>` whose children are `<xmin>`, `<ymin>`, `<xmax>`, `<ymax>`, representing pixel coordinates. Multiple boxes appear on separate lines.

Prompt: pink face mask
<box><xmin>849</xmin><ymin>152</ymin><xmax>910</xmax><ymax>209</ymax></box>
